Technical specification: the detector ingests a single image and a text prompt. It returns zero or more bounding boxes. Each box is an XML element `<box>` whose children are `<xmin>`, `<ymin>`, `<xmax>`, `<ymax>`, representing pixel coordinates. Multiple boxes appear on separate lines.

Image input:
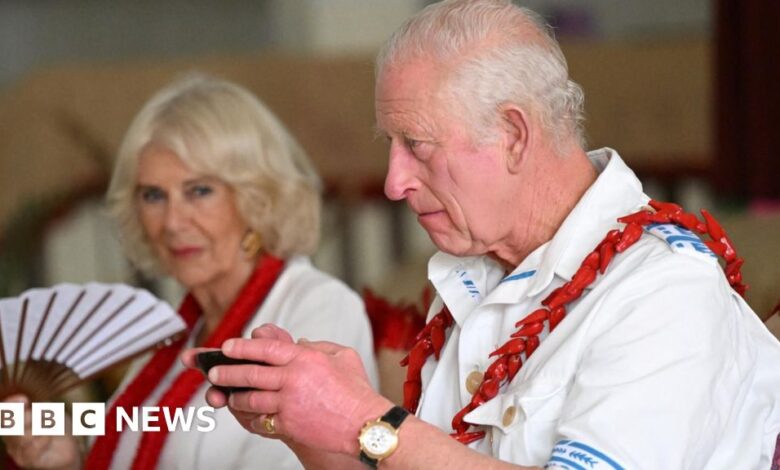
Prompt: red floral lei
<box><xmin>401</xmin><ymin>200</ymin><xmax>746</xmax><ymax>445</ymax></box>
<box><xmin>85</xmin><ymin>255</ymin><xmax>284</xmax><ymax>469</ymax></box>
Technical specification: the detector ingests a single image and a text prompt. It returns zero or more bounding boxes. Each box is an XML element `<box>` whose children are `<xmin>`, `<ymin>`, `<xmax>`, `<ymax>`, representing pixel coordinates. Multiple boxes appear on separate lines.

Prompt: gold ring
<box><xmin>262</xmin><ymin>414</ymin><xmax>276</xmax><ymax>434</ymax></box>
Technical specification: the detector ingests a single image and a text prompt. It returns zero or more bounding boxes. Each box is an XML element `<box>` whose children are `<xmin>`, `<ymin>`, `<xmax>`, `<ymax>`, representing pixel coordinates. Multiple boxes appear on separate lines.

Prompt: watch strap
<box><xmin>380</xmin><ymin>405</ymin><xmax>409</xmax><ymax>428</ymax></box>
<box><xmin>359</xmin><ymin>451</ymin><xmax>379</xmax><ymax>468</ymax></box>
<box><xmin>359</xmin><ymin>406</ymin><xmax>410</xmax><ymax>468</ymax></box>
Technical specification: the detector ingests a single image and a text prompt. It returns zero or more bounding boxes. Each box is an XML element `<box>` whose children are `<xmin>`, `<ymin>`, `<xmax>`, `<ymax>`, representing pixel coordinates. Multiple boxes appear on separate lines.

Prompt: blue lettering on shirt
<box><xmin>645</xmin><ymin>223</ymin><xmax>717</xmax><ymax>259</ymax></box>
<box><xmin>546</xmin><ymin>440</ymin><xmax>625</xmax><ymax>470</ymax></box>
<box><xmin>500</xmin><ymin>269</ymin><xmax>537</xmax><ymax>283</ymax></box>
<box><xmin>455</xmin><ymin>268</ymin><xmax>481</xmax><ymax>299</ymax></box>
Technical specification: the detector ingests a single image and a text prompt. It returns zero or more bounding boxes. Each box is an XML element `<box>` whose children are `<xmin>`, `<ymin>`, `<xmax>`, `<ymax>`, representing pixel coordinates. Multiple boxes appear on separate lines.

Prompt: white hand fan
<box><xmin>0</xmin><ymin>282</ymin><xmax>186</xmax><ymax>401</ymax></box>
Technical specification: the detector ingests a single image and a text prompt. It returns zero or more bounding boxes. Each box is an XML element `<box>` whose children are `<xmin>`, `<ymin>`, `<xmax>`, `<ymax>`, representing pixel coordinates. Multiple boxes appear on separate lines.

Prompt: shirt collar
<box><xmin>526</xmin><ymin>147</ymin><xmax>649</xmax><ymax>296</ymax></box>
<box><xmin>427</xmin><ymin>148</ymin><xmax>649</xmax><ymax>322</ymax></box>
<box><xmin>427</xmin><ymin>252</ymin><xmax>506</xmax><ymax>326</ymax></box>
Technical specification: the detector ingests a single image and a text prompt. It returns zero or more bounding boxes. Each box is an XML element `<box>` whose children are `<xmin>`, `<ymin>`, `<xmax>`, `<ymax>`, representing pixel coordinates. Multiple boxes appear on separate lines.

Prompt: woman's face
<box><xmin>135</xmin><ymin>145</ymin><xmax>253</xmax><ymax>291</ymax></box>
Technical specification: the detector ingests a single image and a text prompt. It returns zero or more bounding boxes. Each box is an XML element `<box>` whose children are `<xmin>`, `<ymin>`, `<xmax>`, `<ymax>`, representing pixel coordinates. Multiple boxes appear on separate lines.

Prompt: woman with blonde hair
<box><xmin>3</xmin><ymin>74</ymin><xmax>378</xmax><ymax>469</ymax></box>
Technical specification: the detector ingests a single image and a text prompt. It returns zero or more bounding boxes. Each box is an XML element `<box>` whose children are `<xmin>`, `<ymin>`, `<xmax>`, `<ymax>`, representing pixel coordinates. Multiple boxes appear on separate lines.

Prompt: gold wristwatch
<box><xmin>358</xmin><ymin>406</ymin><xmax>409</xmax><ymax>468</ymax></box>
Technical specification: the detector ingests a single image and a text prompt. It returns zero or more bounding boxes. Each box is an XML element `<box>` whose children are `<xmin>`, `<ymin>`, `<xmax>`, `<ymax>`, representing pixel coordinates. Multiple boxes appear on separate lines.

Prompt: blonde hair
<box><xmin>376</xmin><ymin>0</ymin><xmax>585</xmax><ymax>148</ymax></box>
<box><xmin>108</xmin><ymin>74</ymin><xmax>322</xmax><ymax>274</ymax></box>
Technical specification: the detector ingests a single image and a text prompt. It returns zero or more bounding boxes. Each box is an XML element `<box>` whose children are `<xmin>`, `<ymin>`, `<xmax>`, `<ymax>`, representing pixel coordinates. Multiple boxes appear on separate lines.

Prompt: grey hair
<box><xmin>107</xmin><ymin>73</ymin><xmax>322</xmax><ymax>274</ymax></box>
<box><xmin>376</xmin><ymin>0</ymin><xmax>585</xmax><ymax>149</ymax></box>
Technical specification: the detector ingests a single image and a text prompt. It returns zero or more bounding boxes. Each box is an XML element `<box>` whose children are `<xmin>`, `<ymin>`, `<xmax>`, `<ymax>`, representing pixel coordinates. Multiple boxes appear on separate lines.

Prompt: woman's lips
<box><xmin>170</xmin><ymin>246</ymin><xmax>202</xmax><ymax>258</ymax></box>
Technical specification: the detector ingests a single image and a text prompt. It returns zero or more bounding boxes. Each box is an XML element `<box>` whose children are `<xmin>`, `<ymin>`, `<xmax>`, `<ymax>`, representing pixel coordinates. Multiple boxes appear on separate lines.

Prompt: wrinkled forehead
<box><xmin>376</xmin><ymin>59</ymin><xmax>437</xmax><ymax>101</ymax></box>
<box><xmin>374</xmin><ymin>59</ymin><xmax>457</xmax><ymax>134</ymax></box>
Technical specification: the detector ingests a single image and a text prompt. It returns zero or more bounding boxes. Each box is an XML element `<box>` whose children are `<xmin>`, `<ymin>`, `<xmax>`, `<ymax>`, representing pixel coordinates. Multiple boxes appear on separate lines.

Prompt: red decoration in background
<box><xmin>402</xmin><ymin>200</ymin><xmax>747</xmax><ymax>445</ymax></box>
<box><xmin>363</xmin><ymin>288</ymin><xmax>429</xmax><ymax>353</ymax></box>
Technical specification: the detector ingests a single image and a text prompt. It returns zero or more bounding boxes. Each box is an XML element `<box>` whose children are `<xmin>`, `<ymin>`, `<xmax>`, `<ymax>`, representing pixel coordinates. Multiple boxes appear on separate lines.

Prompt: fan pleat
<box><xmin>0</xmin><ymin>283</ymin><xmax>185</xmax><ymax>401</ymax></box>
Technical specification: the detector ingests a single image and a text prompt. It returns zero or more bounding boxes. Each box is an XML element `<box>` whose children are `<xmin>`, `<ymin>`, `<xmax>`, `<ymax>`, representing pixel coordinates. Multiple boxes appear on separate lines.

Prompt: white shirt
<box><xmin>111</xmin><ymin>256</ymin><xmax>379</xmax><ymax>470</ymax></box>
<box><xmin>417</xmin><ymin>148</ymin><xmax>780</xmax><ymax>469</ymax></box>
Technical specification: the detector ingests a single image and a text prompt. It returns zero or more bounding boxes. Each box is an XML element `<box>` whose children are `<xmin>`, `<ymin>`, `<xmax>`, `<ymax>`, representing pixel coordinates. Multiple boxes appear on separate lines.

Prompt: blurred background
<box><xmin>0</xmin><ymin>0</ymin><xmax>778</xmax><ymax>422</ymax></box>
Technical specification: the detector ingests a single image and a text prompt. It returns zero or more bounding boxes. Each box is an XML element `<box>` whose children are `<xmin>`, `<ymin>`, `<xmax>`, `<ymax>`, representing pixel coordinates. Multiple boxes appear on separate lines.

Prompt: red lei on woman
<box><xmin>85</xmin><ymin>255</ymin><xmax>284</xmax><ymax>470</ymax></box>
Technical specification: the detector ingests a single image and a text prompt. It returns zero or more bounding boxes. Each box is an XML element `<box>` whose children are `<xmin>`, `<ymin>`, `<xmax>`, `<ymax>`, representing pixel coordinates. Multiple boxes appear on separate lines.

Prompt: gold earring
<box><xmin>241</xmin><ymin>230</ymin><xmax>263</xmax><ymax>258</ymax></box>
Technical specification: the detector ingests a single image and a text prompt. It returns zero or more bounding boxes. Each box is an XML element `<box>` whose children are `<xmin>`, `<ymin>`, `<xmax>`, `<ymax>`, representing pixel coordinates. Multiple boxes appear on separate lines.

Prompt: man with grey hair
<box><xmin>185</xmin><ymin>1</ymin><xmax>780</xmax><ymax>468</ymax></box>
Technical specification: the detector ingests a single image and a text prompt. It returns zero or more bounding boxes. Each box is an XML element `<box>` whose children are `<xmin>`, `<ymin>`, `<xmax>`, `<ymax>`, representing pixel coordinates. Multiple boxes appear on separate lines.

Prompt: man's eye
<box><xmin>405</xmin><ymin>137</ymin><xmax>421</xmax><ymax>149</ymax></box>
<box><xmin>139</xmin><ymin>188</ymin><xmax>164</xmax><ymax>203</ymax></box>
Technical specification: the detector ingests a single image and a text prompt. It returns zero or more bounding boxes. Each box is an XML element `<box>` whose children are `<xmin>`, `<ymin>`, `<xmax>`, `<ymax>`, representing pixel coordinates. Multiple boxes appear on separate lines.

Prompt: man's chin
<box><xmin>427</xmin><ymin>232</ymin><xmax>475</xmax><ymax>257</ymax></box>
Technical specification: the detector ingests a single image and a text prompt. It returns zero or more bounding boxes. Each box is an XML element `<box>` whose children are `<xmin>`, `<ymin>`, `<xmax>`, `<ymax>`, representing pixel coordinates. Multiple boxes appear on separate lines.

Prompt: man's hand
<box><xmin>181</xmin><ymin>323</ymin><xmax>392</xmax><ymax>457</ymax></box>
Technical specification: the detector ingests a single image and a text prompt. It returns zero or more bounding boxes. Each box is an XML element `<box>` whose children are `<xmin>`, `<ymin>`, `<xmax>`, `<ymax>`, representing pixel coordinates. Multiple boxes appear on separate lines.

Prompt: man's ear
<box><xmin>501</xmin><ymin>105</ymin><xmax>532</xmax><ymax>174</ymax></box>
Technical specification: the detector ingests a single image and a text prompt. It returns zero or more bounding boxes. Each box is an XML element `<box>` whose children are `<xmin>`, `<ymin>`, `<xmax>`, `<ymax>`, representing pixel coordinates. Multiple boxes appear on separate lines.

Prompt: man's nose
<box><xmin>384</xmin><ymin>144</ymin><xmax>417</xmax><ymax>201</ymax></box>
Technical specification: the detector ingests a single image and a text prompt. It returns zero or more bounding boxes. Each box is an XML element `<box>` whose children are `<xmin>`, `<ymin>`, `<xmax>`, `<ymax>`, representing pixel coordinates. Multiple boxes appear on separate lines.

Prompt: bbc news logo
<box><xmin>0</xmin><ymin>403</ymin><xmax>216</xmax><ymax>436</ymax></box>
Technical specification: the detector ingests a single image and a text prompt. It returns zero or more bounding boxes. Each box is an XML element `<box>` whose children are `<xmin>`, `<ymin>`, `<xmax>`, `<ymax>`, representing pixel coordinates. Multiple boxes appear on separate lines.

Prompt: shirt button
<box><xmin>465</xmin><ymin>370</ymin><xmax>483</xmax><ymax>395</ymax></box>
<box><xmin>502</xmin><ymin>406</ymin><xmax>517</xmax><ymax>427</ymax></box>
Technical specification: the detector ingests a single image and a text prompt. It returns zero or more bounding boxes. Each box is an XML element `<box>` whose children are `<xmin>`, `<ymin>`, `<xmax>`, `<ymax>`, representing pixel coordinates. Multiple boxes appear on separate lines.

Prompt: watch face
<box><xmin>360</xmin><ymin>422</ymin><xmax>398</xmax><ymax>458</ymax></box>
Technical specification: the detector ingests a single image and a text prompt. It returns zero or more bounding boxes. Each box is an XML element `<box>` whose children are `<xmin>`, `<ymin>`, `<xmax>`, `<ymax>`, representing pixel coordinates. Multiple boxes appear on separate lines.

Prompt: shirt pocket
<box><xmin>465</xmin><ymin>376</ymin><xmax>568</xmax><ymax>464</ymax></box>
